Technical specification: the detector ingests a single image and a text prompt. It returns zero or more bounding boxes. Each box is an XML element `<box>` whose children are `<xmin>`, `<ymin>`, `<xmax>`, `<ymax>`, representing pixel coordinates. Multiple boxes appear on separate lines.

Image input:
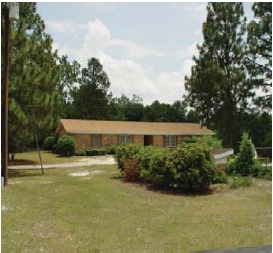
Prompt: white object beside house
<box><xmin>212</xmin><ymin>148</ymin><xmax>234</xmax><ymax>165</ymax></box>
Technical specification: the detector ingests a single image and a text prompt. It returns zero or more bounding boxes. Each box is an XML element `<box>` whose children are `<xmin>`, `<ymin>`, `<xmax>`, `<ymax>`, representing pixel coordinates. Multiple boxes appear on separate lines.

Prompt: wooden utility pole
<box><xmin>1</xmin><ymin>5</ymin><xmax>10</xmax><ymax>187</ymax></box>
<box><xmin>1</xmin><ymin>3</ymin><xmax>19</xmax><ymax>187</ymax></box>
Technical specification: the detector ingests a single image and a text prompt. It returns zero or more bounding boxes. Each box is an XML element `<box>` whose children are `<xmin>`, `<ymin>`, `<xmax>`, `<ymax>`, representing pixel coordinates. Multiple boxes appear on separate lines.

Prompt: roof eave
<box><xmin>66</xmin><ymin>130</ymin><xmax>214</xmax><ymax>135</ymax></box>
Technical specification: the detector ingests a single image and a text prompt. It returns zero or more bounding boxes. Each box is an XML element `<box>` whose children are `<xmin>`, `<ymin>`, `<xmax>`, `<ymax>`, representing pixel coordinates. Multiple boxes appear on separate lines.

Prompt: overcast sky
<box><xmin>37</xmin><ymin>2</ymin><xmax>253</xmax><ymax>105</ymax></box>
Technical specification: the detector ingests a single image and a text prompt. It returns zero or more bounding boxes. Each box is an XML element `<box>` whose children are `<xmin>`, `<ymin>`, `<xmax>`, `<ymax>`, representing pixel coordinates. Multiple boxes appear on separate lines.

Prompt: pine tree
<box><xmin>1</xmin><ymin>3</ymin><xmax>61</xmax><ymax>158</ymax></box>
<box><xmin>247</xmin><ymin>2</ymin><xmax>272</xmax><ymax>109</ymax></box>
<box><xmin>185</xmin><ymin>3</ymin><xmax>252</xmax><ymax>148</ymax></box>
<box><xmin>71</xmin><ymin>57</ymin><xmax>111</xmax><ymax>119</ymax></box>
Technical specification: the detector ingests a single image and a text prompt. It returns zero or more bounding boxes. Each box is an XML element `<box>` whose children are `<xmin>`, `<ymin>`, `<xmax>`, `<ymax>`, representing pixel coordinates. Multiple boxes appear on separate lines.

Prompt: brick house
<box><xmin>55</xmin><ymin>119</ymin><xmax>214</xmax><ymax>151</ymax></box>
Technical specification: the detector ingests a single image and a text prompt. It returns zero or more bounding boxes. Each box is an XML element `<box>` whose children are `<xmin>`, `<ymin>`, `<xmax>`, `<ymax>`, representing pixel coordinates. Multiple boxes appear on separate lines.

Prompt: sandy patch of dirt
<box><xmin>69</xmin><ymin>171</ymin><xmax>90</xmax><ymax>177</ymax></box>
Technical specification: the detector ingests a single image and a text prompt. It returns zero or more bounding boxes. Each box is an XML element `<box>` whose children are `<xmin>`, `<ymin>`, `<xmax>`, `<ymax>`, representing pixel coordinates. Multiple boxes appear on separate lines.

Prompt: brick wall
<box><xmin>101</xmin><ymin>134</ymin><xmax>119</xmax><ymax>149</ymax></box>
<box><xmin>153</xmin><ymin>135</ymin><xmax>164</xmax><ymax>147</ymax></box>
<box><xmin>58</xmin><ymin>130</ymin><xmax>198</xmax><ymax>151</ymax></box>
<box><xmin>59</xmin><ymin>126</ymin><xmax>67</xmax><ymax>137</ymax></box>
<box><xmin>133</xmin><ymin>135</ymin><xmax>144</xmax><ymax>145</ymax></box>
<box><xmin>71</xmin><ymin>134</ymin><xmax>91</xmax><ymax>150</ymax></box>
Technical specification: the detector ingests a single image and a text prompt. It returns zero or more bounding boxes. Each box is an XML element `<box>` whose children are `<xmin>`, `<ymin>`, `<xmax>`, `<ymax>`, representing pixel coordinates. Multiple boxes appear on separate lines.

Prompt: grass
<box><xmin>8</xmin><ymin>151</ymin><xmax>87</xmax><ymax>165</ymax></box>
<box><xmin>2</xmin><ymin>165</ymin><xmax>272</xmax><ymax>252</ymax></box>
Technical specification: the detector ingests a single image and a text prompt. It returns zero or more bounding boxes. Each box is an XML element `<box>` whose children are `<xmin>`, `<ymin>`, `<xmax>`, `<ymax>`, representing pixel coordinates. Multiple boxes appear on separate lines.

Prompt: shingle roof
<box><xmin>56</xmin><ymin>119</ymin><xmax>214</xmax><ymax>136</ymax></box>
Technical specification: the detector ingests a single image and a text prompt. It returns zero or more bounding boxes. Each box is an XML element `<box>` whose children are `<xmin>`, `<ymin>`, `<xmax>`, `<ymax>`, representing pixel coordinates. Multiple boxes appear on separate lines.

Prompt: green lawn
<box><xmin>2</xmin><ymin>165</ymin><xmax>272</xmax><ymax>252</ymax></box>
<box><xmin>9</xmin><ymin>151</ymin><xmax>85</xmax><ymax>165</ymax></box>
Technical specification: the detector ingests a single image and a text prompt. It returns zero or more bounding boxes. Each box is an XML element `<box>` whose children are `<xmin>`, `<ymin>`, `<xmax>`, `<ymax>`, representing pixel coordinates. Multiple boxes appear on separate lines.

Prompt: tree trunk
<box><xmin>226</xmin><ymin>99</ymin><xmax>235</xmax><ymax>148</ymax></box>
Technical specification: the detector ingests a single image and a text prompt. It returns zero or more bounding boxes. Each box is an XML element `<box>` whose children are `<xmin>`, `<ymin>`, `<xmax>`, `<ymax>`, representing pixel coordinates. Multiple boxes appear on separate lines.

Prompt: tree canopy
<box><xmin>185</xmin><ymin>3</ymin><xmax>256</xmax><ymax>148</ymax></box>
<box><xmin>247</xmin><ymin>2</ymin><xmax>272</xmax><ymax>109</ymax></box>
<box><xmin>2</xmin><ymin>2</ymin><xmax>60</xmax><ymax>157</ymax></box>
<box><xmin>2</xmin><ymin>2</ymin><xmax>271</xmax><ymax>157</ymax></box>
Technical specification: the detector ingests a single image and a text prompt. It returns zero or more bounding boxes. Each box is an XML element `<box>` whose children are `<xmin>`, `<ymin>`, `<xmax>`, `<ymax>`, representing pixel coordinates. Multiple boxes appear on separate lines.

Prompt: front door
<box><xmin>144</xmin><ymin>135</ymin><xmax>154</xmax><ymax>146</ymax></box>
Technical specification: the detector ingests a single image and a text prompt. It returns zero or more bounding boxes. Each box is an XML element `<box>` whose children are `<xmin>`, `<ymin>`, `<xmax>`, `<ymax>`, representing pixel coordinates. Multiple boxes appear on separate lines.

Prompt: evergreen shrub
<box><xmin>115</xmin><ymin>141</ymin><xmax>218</xmax><ymax>192</ymax></box>
<box><xmin>75</xmin><ymin>150</ymin><xmax>86</xmax><ymax>156</ymax></box>
<box><xmin>167</xmin><ymin>142</ymin><xmax>217</xmax><ymax>192</ymax></box>
<box><xmin>235</xmin><ymin>132</ymin><xmax>255</xmax><ymax>176</ymax></box>
<box><xmin>108</xmin><ymin>145</ymin><xmax>117</xmax><ymax>155</ymax></box>
<box><xmin>227</xmin><ymin>132</ymin><xmax>256</xmax><ymax>177</ymax></box>
<box><xmin>86</xmin><ymin>149</ymin><xmax>106</xmax><ymax>156</ymax></box>
<box><xmin>43</xmin><ymin>136</ymin><xmax>56</xmax><ymax>151</ymax></box>
<box><xmin>114</xmin><ymin>143</ymin><xmax>142</xmax><ymax>171</ymax></box>
<box><xmin>56</xmin><ymin>135</ymin><xmax>75</xmax><ymax>156</ymax></box>
<box><xmin>148</xmin><ymin>148</ymin><xmax>173</xmax><ymax>187</ymax></box>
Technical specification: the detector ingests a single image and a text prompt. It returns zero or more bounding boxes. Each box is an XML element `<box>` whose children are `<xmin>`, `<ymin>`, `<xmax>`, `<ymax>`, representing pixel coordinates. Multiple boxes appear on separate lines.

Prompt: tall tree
<box><xmin>185</xmin><ymin>3</ymin><xmax>252</xmax><ymax>148</ymax></box>
<box><xmin>109</xmin><ymin>94</ymin><xmax>144</xmax><ymax>121</ymax></box>
<box><xmin>57</xmin><ymin>55</ymin><xmax>81</xmax><ymax>118</ymax></box>
<box><xmin>1</xmin><ymin>3</ymin><xmax>61</xmax><ymax>158</ymax></box>
<box><xmin>247</xmin><ymin>2</ymin><xmax>272</xmax><ymax>109</ymax></box>
<box><xmin>71</xmin><ymin>57</ymin><xmax>111</xmax><ymax>119</ymax></box>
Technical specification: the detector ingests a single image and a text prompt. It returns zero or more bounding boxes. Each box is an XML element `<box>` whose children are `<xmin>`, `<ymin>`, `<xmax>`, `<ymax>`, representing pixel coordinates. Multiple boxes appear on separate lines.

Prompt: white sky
<box><xmin>37</xmin><ymin>2</ymin><xmax>254</xmax><ymax>105</ymax></box>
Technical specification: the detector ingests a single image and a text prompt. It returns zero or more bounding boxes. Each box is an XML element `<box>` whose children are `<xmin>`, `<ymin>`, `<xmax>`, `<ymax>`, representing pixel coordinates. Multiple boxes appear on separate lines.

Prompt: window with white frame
<box><xmin>93</xmin><ymin>134</ymin><xmax>100</xmax><ymax>148</ymax></box>
<box><xmin>165</xmin><ymin>135</ymin><xmax>176</xmax><ymax>147</ymax></box>
<box><xmin>119</xmin><ymin>134</ymin><xmax>132</xmax><ymax>144</ymax></box>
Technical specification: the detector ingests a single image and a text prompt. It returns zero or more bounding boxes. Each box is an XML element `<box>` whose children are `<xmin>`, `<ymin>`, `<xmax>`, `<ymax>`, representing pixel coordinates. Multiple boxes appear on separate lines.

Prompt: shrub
<box><xmin>252</xmin><ymin>160</ymin><xmax>272</xmax><ymax>180</ymax></box>
<box><xmin>108</xmin><ymin>145</ymin><xmax>117</xmax><ymax>155</ymax></box>
<box><xmin>136</xmin><ymin>146</ymin><xmax>156</xmax><ymax>180</ymax></box>
<box><xmin>56</xmin><ymin>135</ymin><xmax>75</xmax><ymax>156</ymax></box>
<box><xmin>86</xmin><ymin>149</ymin><xmax>106</xmax><ymax>156</ymax></box>
<box><xmin>227</xmin><ymin>132</ymin><xmax>256</xmax><ymax>177</ymax></box>
<box><xmin>122</xmin><ymin>158</ymin><xmax>139</xmax><ymax>181</ymax></box>
<box><xmin>75</xmin><ymin>150</ymin><xmax>86</xmax><ymax>156</ymax></box>
<box><xmin>213</xmin><ymin>170</ymin><xmax>228</xmax><ymax>184</ymax></box>
<box><xmin>201</xmin><ymin>135</ymin><xmax>222</xmax><ymax>148</ymax></box>
<box><xmin>168</xmin><ymin>142</ymin><xmax>217</xmax><ymax>192</ymax></box>
<box><xmin>235</xmin><ymin>132</ymin><xmax>255</xmax><ymax>176</ymax></box>
<box><xmin>148</xmin><ymin>148</ymin><xmax>173</xmax><ymax>187</ymax></box>
<box><xmin>226</xmin><ymin>157</ymin><xmax>237</xmax><ymax>175</ymax></box>
<box><xmin>43</xmin><ymin>136</ymin><xmax>56</xmax><ymax>151</ymax></box>
<box><xmin>114</xmin><ymin>143</ymin><xmax>142</xmax><ymax>172</ymax></box>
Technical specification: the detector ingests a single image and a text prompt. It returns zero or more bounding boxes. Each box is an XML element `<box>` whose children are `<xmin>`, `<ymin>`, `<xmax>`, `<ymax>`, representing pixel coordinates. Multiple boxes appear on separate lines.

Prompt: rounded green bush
<box><xmin>43</xmin><ymin>136</ymin><xmax>56</xmax><ymax>151</ymax></box>
<box><xmin>148</xmin><ymin>148</ymin><xmax>173</xmax><ymax>187</ymax></box>
<box><xmin>114</xmin><ymin>143</ymin><xmax>142</xmax><ymax>172</ymax></box>
<box><xmin>56</xmin><ymin>135</ymin><xmax>75</xmax><ymax>156</ymax></box>
<box><xmin>168</xmin><ymin>142</ymin><xmax>217</xmax><ymax>192</ymax></box>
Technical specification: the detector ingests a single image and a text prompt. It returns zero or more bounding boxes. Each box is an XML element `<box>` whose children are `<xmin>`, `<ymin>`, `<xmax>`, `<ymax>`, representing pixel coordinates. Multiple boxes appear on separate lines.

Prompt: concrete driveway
<box><xmin>8</xmin><ymin>155</ymin><xmax>117</xmax><ymax>170</ymax></box>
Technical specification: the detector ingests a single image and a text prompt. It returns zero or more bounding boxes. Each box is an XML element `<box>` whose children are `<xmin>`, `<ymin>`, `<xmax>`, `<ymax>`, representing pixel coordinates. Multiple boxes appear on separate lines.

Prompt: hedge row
<box><xmin>75</xmin><ymin>149</ymin><xmax>107</xmax><ymax>156</ymax></box>
<box><xmin>114</xmin><ymin>142</ymin><xmax>218</xmax><ymax>192</ymax></box>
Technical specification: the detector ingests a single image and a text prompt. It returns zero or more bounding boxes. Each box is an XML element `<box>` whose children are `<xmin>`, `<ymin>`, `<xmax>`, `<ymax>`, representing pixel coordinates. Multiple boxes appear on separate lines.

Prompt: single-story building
<box><xmin>55</xmin><ymin>119</ymin><xmax>214</xmax><ymax>151</ymax></box>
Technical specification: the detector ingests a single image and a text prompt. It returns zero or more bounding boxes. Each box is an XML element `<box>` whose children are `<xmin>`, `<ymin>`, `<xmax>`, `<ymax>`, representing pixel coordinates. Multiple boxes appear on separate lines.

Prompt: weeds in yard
<box><xmin>229</xmin><ymin>176</ymin><xmax>253</xmax><ymax>189</ymax></box>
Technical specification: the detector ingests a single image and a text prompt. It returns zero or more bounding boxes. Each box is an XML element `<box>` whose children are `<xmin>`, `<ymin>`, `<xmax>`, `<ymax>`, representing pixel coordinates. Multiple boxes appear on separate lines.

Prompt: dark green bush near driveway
<box><xmin>43</xmin><ymin>136</ymin><xmax>56</xmax><ymax>151</ymax></box>
<box><xmin>86</xmin><ymin>149</ymin><xmax>106</xmax><ymax>156</ymax></box>
<box><xmin>56</xmin><ymin>135</ymin><xmax>75</xmax><ymax>156</ymax></box>
<box><xmin>75</xmin><ymin>150</ymin><xmax>86</xmax><ymax>156</ymax></box>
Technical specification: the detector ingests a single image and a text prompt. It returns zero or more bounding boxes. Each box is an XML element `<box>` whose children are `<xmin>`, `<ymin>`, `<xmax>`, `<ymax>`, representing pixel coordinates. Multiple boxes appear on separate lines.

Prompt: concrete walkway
<box><xmin>8</xmin><ymin>155</ymin><xmax>117</xmax><ymax>170</ymax></box>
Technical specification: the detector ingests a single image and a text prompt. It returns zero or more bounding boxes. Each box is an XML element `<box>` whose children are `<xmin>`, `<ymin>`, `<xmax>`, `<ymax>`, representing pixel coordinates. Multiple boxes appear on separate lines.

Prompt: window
<box><xmin>165</xmin><ymin>135</ymin><xmax>176</xmax><ymax>147</ymax></box>
<box><xmin>119</xmin><ymin>135</ymin><xmax>132</xmax><ymax>144</ymax></box>
<box><xmin>93</xmin><ymin>134</ymin><xmax>100</xmax><ymax>148</ymax></box>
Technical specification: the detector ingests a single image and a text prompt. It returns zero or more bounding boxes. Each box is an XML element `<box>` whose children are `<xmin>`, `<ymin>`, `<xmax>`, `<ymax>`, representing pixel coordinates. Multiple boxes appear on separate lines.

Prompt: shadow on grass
<box><xmin>8</xmin><ymin>170</ymin><xmax>44</xmax><ymax>178</ymax></box>
<box><xmin>8</xmin><ymin>159</ymin><xmax>37</xmax><ymax>166</ymax></box>
<box><xmin>111</xmin><ymin>175</ymin><xmax>214</xmax><ymax>196</ymax></box>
